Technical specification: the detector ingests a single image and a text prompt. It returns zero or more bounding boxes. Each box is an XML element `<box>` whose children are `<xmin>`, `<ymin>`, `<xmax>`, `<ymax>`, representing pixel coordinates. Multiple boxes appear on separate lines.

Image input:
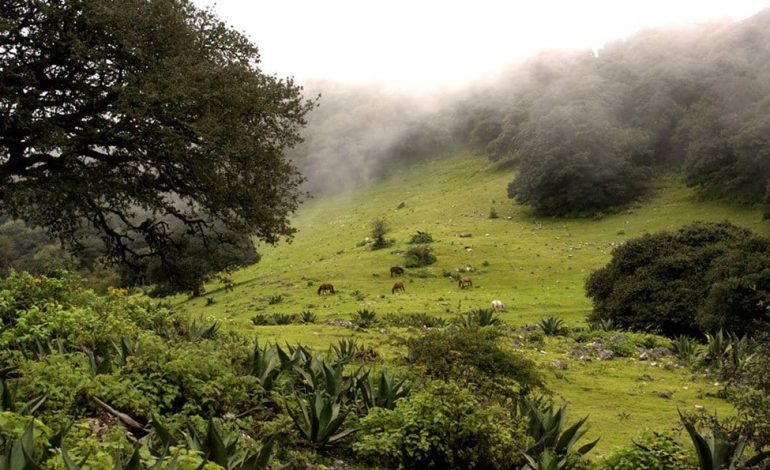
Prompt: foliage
<box><xmin>370</xmin><ymin>218</ymin><xmax>391</xmax><ymax>250</ymax></box>
<box><xmin>671</xmin><ymin>335</ymin><xmax>698</xmax><ymax>363</ymax></box>
<box><xmin>354</xmin><ymin>380</ymin><xmax>529</xmax><ymax>469</ymax></box>
<box><xmin>734</xmin><ymin>333</ymin><xmax>770</xmax><ymax>450</ymax></box>
<box><xmin>403</xmin><ymin>245</ymin><xmax>437</xmax><ymax>268</ymax></box>
<box><xmin>679</xmin><ymin>411</ymin><xmax>770</xmax><ymax>470</ymax></box>
<box><xmin>356</xmin><ymin>369</ymin><xmax>411</xmax><ymax>412</ymax></box>
<box><xmin>0</xmin><ymin>0</ymin><xmax>314</xmax><ymax>294</ymax></box>
<box><xmin>598</xmin><ymin>432</ymin><xmax>692</xmax><ymax>470</ymax></box>
<box><xmin>351</xmin><ymin>309</ymin><xmax>377</xmax><ymax>329</ymax></box>
<box><xmin>586</xmin><ymin>221</ymin><xmax>770</xmax><ymax>337</ymax></box>
<box><xmin>405</xmin><ymin>327</ymin><xmax>544</xmax><ymax>397</ymax></box>
<box><xmin>408</xmin><ymin>231</ymin><xmax>434</xmax><ymax>244</ymax></box>
<box><xmin>300</xmin><ymin>311</ymin><xmax>317</xmax><ymax>324</ymax></box>
<box><xmin>522</xmin><ymin>399</ymin><xmax>598</xmax><ymax>469</ymax></box>
<box><xmin>539</xmin><ymin>317</ymin><xmax>567</xmax><ymax>336</ymax></box>
<box><xmin>457</xmin><ymin>308</ymin><xmax>503</xmax><ymax>328</ymax></box>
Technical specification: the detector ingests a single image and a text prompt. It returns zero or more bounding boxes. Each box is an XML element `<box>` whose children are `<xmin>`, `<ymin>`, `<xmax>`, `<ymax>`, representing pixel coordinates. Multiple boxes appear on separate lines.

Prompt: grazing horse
<box><xmin>392</xmin><ymin>281</ymin><xmax>405</xmax><ymax>294</ymax></box>
<box><xmin>491</xmin><ymin>300</ymin><xmax>506</xmax><ymax>312</ymax></box>
<box><xmin>317</xmin><ymin>283</ymin><xmax>335</xmax><ymax>295</ymax></box>
<box><xmin>458</xmin><ymin>277</ymin><xmax>473</xmax><ymax>289</ymax></box>
<box><xmin>390</xmin><ymin>266</ymin><xmax>405</xmax><ymax>277</ymax></box>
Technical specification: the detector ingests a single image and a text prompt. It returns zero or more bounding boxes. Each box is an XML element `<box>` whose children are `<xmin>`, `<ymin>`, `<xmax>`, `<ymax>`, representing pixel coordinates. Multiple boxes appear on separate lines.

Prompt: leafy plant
<box><xmin>251</xmin><ymin>314</ymin><xmax>271</xmax><ymax>326</ymax></box>
<box><xmin>249</xmin><ymin>340</ymin><xmax>283</xmax><ymax>391</ymax></box>
<box><xmin>271</xmin><ymin>313</ymin><xmax>295</xmax><ymax>325</ymax></box>
<box><xmin>408</xmin><ymin>231</ymin><xmax>434</xmax><ymax>244</ymax></box>
<box><xmin>599</xmin><ymin>432</ymin><xmax>691</xmax><ymax>470</ymax></box>
<box><xmin>330</xmin><ymin>339</ymin><xmax>360</xmax><ymax>364</ymax></box>
<box><xmin>522</xmin><ymin>400</ymin><xmax>598</xmax><ymax>468</ymax></box>
<box><xmin>403</xmin><ymin>245</ymin><xmax>436</xmax><ymax>268</ymax></box>
<box><xmin>370</xmin><ymin>218</ymin><xmax>390</xmax><ymax>250</ymax></box>
<box><xmin>671</xmin><ymin>335</ymin><xmax>697</xmax><ymax>363</ymax></box>
<box><xmin>266</xmin><ymin>295</ymin><xmax>284</xmax><ymax>305</ymax></box>
<box><xmin>286</xmin><ymin>392</ymin><xmax>356</xmax><ymax>447</ymax></box>
<box><xmin>300</xmin><ymin>311</ymin><xmax>317</xmax><ymax>324</ymax></box>
<box><xmin>540</xmin><ymin>316</ymin><xmax>566</xmax><ymax>336</ymax></box>
<box><xmin>679</xmin><ymin>411</ymin><xmax>770</xmax><ymax>470</ymax></box>
<box><xmin>352</xmin><ymin>309</ymin><xmax>377</xmax><ymax>329</ymax></box>
<box><xmin>458</xmin><ymin>308</ymin><xmax>502</xmax><ymax>328</ymax></box>
<box><xmin>356</xmin><ymin>369</ymin><xmax>411</xmax><ymax>411</ymax></box>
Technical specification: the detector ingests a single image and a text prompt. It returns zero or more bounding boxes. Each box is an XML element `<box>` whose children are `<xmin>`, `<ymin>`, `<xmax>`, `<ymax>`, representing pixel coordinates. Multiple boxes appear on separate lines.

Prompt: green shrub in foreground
<box><xmin>599</xmin><ymin>432</ymin><xmax>692</xmax><ymax>469</ymax></box>
<box><xmin>354</xmin><ymin>380</ymin><xmax>529</xmax><ymax>469</ymax></box>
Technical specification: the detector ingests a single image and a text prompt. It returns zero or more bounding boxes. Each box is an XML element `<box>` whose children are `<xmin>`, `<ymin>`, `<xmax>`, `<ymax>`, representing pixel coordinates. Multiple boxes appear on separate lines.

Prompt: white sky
<box><xmin>193</xmin><ymin>0</ymin><xmax>770</xmax><ymax>89</ymax></box>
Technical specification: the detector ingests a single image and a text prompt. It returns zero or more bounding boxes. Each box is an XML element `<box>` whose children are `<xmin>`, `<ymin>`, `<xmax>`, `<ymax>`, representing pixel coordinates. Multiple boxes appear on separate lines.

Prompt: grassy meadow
<box><xmin>174</xmin><ymin>152</ymin><xmax>769</xmax><ymax>456</ymax></box>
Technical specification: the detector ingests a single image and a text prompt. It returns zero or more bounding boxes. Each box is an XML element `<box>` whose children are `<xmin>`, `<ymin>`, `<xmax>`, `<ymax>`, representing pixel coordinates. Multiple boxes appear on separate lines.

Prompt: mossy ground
<box><xmin>173</xmin><ymin>152</ymin><xmax>768</xmax><ymax>456</ymax></box>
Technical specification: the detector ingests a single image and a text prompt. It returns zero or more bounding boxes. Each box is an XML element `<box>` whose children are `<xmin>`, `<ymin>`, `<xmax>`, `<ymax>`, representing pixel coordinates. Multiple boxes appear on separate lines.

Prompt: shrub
<box><xmin>408</xmin><ymin>231</ymin><xmax>434</xmax><ymax>244</ymax></box>
<box><xmin>382</xmin><ymin>312</ymin><xmax>446</xmax><ymax>328</ymax></box>
<box><xmin>599</xmin><ymin>432</ymin><xmax>692</xmax><ymax>470</ymax></box>
<box><xmin>403</xmin><ymin>245</ymin><xmax>436</xmax><ymax>268</ymax></box>
<box><xmin>354</xmin><ymin>381</ymin><xmax>529</xmax><ymax>469</ymax></box>
<box><xmin>586</xmin><ymin>221</ymin><xmax>770</xmax><ymax>337</ymax></box>
<box><xmin>405</xmin><ymin>328</ymin><xmax>544</xmax><ymax>397</ymax></box>
<box><xmin>489</xmin><ymin>207</ymin><xmax>499</xmax><ymax>219</ymax></box>
<box><xmin>370</xmin><ymin>218</ymin><xmax>390</xmax><ymax>250</ymax></box>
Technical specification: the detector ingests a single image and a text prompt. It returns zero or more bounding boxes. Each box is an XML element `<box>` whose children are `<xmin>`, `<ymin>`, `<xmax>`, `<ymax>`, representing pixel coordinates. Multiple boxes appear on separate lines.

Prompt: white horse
<box><xmin>491</xmin><ymin>300</ymin><xmax>506</xmax><ymax>312</ymax></box>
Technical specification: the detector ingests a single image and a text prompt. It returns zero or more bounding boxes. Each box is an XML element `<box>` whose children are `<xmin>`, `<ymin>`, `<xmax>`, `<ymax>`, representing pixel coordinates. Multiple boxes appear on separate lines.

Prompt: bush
<box><xmin>599</xmin><ymin>432</ymin><xmax>692</xmax><ymax>469</ymax></box>
<box><xmin>405</xmin><ymin>327</ymin><xmax>544</xmax><ymax>397</ymax></box>
<box><xmin>586</xmin><ymin>221</ymin><xmax>770</xmax><ymax>337</ymax></box>
<box><xmin>370</xmin><ymin>218</ymin><xmax>390</xmax><ymax>250</ymax></box>
<box><xmin>408</xmin><ymin>231</ymin><xmax>434</xmax><ymax>244</ymax></box>
<box><xmin>354</xmin><ymin>381</ymin><xmax>529</xmax><ymax>469</ymax></box>
<box><xmin>403</xmin><ymin>245</ymin><xmax>437</xmax><ymax>268</ymax></box>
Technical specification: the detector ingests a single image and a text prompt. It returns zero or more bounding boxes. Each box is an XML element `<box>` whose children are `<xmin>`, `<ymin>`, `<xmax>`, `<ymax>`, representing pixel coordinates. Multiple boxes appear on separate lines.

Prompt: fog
<box><xmin>190</xmin><ymin>1</ymin><xmax>770</xmax><ymax>194</ymax></box>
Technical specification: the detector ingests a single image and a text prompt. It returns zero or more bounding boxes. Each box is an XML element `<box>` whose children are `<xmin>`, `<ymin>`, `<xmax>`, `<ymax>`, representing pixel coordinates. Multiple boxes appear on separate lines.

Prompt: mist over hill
<box><xmin>292</xmin><ymin>9</ymin><xmax>770</xmax><ymax>215</ymax></box>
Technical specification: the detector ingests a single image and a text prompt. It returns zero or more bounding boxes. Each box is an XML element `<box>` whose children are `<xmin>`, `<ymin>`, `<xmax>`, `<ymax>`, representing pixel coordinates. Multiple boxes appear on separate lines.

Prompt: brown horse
<box><xmin>458</xmin><ymin>277</ymin><xmax>473</xmax><ymax>289</ymax></box>
<box><xmin>390</xmin><ymin>266</ymin><xmax>404</xmax><ymax>277</ymax></box>
<box><xmin>392</xmin><ymin>281</ymin><xmax>405</xmax><ymax>294</ymax></box>
<box><xmin>317</xmin><ymin>283</ymin><xmax>335</xmax><ymax>295</ymax></box>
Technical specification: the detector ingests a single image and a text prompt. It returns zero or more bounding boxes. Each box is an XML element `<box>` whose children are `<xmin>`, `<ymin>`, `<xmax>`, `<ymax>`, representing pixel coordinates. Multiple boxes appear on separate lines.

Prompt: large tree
<box><xmin>0</xmin><ymin>0</ymin><xmax>315</xmax><ymax>292</ymax></box>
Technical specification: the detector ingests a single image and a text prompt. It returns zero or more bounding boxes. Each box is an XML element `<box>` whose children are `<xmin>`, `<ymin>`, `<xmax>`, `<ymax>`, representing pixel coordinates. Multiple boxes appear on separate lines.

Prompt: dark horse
<box><xmin>317</xmin><ymin>283</ymin><xmax>335</xmax><ymax>295</ymax></box>
<box><xmin>392</xmin><ymin>281</ymin><xmax>405</xmax><ymax>294</ymax></box>
<box><xmin>458</xmin><ymin>277</ymin><xmax>472</xmax><ymax>289</ymax></box>
<box><xmin>390</xmin><ymin>266</ymin><xmax>404</xmax><ymax>277</ymax></box>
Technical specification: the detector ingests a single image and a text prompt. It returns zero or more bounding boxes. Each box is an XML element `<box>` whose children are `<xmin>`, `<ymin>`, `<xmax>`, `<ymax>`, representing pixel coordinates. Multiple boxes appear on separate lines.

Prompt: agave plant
<box><xmin>457</xmin><ymin>308</ymin><xmax>502</xmax><ymax>329</ymax></box>
<box><xmin>151</xmin><ymin>416</ymin><xmax>276</xmax><ymax>470</ymax></box>
<box><xmin>300</xmin><ymin>311</ymin><xmax>317</xmax><ymax>324</ymax></box>
<box><xmin>539</xmin><ymin>316</ymin><xmax>566</xmax><ymax>336</ymax></box>
<box><xmin>330</xmin><ymin>338</ymin><xmax>360</xmax><ymax>364</ymax></box>
<box><xmin>293</xmin><ymin>355</ymin><xmax>354</xmax><ymax>400</ymax></box>
<box><xmin>0</xmin><ymin>373</ymin><xmax>47</xmax><ymax>415</ymax></box>
<box><xmin>679</xmin><ymin>411</ymin><xmax>770</xmax><ymax>470</ymax></box>
<box><xmin>286</xmin><ymin>391</ymin><xmax>356</xmax><ymax>447</ymax></box>
<box><xmin>671</xmin><ymin>335</ymin><xmax>697</xmax><ymax>363</ymax></box>
<box><xmin>270</xmin><ymin>313</ymin><xmax>295</xmax><ymax>325</ymax></box>
<box><xmin>249</xmin><ymin>340</ymin><xmax>283</xmax><ymax>391</ymax></box>
<box><xmin>356</xmin><ymin>369</ymin><xmax>411</xmax><ymax>411</ymax></box>
<box><xmin>251</xmin><ymin>314</ymin><xmax>272</xmax><ymax>326</ymax></box>
<box><xmin>522</xmin><ymin>400</ymin><xmax>598</xmax><ymax>467</ymax></box>
<box><xmin>591</xmin><ymin>318</ymin><xmax>616</xmax><ymax>332</ymax></box>
<box><xmin>705</xmin><ymin>329</ymin><xmax>730</xmax><ymax>367</ymax></box>
<box><xmin>352</xmin><ymin>309</ymin><xmax>377</xmax><ymax>329</ymax></box>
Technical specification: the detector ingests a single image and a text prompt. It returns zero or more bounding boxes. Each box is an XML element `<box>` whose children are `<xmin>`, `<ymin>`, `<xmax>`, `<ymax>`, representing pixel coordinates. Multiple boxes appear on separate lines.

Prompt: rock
<box><xmin>598</xmin><ymin>350</ymin><xmax>615</xmax><ymax>361</ymax></box>
<box><xmin>551</xmin><ymin>359</ymin><xmax>568</xmax><ymax>370</ymax></box>
<box><xmin>608</xmin><ymin>334</ymin><xmax>626</xmax><ymax>344</ymax></box>
<box><xmin>654</xmin><ymin>390</ymin><xmax>674</xmax><ymax>399</ymax></box>
<box><xmin>639</xmin><ymin>351</ymin><xmax>650</xmax><ymax>361</ymax></box>
<box><xmin>396</xmin><ymin>201</ymin><xmax>406</xmax><ymax>209</ymax></box>
<box><xmin>511</xmin><ymin>338</ymin><xmax>523</xmax><ymax>348</ymax></box>
<box><xmin>693</xmin><ymin>405</ymin><xmax>706</xmax><ymax>412</ymax></box>
<box><xmin>652</xmin><ymin>347</ymin><xmax>672</xmax><ymax>357</ymax></box>
<box><xmin>458</xmin><ymin>232</ymin><xmax>472</xmax><ymax>238</ymax></box>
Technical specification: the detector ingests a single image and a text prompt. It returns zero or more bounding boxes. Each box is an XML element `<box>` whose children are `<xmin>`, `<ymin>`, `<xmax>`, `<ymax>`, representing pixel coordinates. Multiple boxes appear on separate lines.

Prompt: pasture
<box><xmin>174</xmin><ymin>152</ymin><xmax>769</xmax><ymax>455</ymax></box>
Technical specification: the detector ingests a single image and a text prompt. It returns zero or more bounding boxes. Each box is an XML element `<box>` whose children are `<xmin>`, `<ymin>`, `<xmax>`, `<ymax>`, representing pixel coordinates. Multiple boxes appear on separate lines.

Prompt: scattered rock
<box><xmin>324</xmin><ymin>319</ymin><xmax>356</xmax><ymax>329</ymax></box>
<box><xmin>551</xmin><ymin>359</ymin><xmax>568</xmax><ymax>370</ymax></box>
<box><xmin>396</xmin><ymin>201</ymin><xmax>406</xmax><ymax>209</ymax></box>
<box><xmin>654</xmin><ymin>390</ymin><xmax>674</xmax><ymax>399</ymax></box>
<box><xmin>639</xmin><ymin>351</ymin><xmax>650</xmax><ymax>361</ymax></box>
<box><xmin>693</xmin><ymin>405</ymin><xmax>706</xmax><ymax>412</ymax></box>
<box><xmin>458</xmin><ymin>232</ymin><xmax>472</xmax><ymax>238</ymax></box>
<box><xmin>598</xmin><ymin>350</ymin><xmax>615</xmax><ymax>361</ymax></box>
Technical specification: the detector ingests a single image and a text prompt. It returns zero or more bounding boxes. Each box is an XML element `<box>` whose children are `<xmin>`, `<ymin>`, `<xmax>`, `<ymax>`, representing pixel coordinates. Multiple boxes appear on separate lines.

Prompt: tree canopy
<box><xmin>0</xmin><ymin>0</ymin><xmax>315</xmax><ymax>293</ymax></box>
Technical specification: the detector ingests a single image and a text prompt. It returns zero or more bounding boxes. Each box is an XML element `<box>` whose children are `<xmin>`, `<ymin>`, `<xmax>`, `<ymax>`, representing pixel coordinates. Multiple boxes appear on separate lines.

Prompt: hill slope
<box><xmin>174</xmin><ymin>152</ymin><xmax>768</xmax><ymax>455</ymax></box>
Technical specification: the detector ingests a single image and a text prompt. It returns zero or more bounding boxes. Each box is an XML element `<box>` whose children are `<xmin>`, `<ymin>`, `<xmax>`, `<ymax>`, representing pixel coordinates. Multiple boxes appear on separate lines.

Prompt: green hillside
<box><xmin>174</xmin><ymin>152</ymin><xmax>768</xmax><ymax>456</ymax></box>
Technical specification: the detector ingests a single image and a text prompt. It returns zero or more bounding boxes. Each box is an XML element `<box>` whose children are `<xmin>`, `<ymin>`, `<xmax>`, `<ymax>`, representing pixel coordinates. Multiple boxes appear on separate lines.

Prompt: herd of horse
<box><xmin>318</xmin><ymin>268</ymin><xmax>480</xmax><ymax>296</ymax></box>
<box><xmin>315</xmin><ymin>266</ymin><xmax>506</xmax><ymax>311</ymax></box>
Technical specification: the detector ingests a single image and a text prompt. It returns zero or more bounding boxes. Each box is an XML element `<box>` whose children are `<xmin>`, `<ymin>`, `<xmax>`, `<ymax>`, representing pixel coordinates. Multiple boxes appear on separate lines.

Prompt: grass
<box><xmin>172</xmin><ymin>151</ymin><xmax>768</xmax><ymax>455</ymax></box>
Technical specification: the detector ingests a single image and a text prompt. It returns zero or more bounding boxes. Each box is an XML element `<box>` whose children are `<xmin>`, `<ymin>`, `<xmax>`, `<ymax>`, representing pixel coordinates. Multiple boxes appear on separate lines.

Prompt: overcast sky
<box><xmin>193</xmin><ymin>0</ymin><xmax>770</xmax><ymax>89</ymax></box>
